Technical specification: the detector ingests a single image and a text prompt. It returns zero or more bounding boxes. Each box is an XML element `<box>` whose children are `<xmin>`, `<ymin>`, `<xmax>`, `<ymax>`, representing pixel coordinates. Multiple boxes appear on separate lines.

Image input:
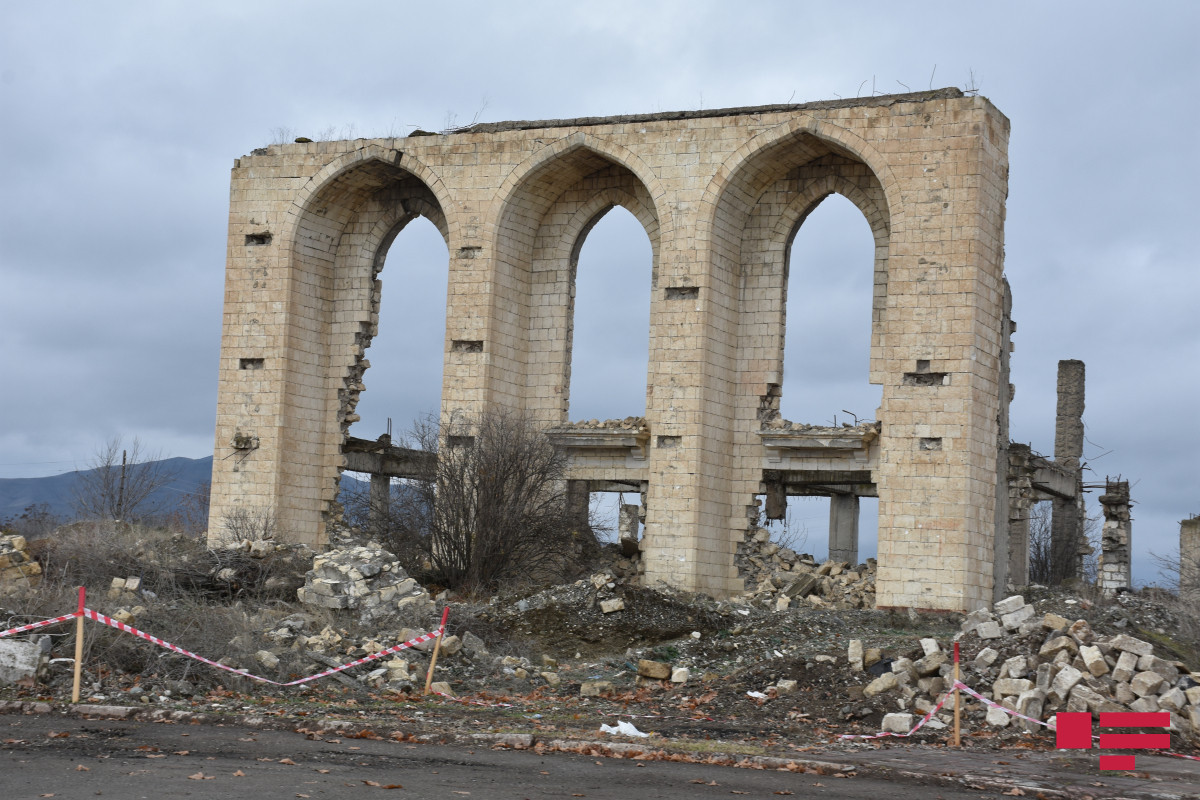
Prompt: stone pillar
<box><xmin>1050</xmin><ymin>360</ymin><xmax>1086</xmax><ymax>582</ymax></box>
<box><xmin>829</xmin><ymin>494</ymin><xmax>860</xmax><ymax>565</ymax></box>
<box><xmin>565</xmin><ymin>480</ymin><xmax>590</xmax><ymax>533</ymax></box>
<box><xmin>619</xmin><ymin>504</ymin><xmax>640</xmax><ymax>557</ymax></box>
<box><xmin>368</xmin><ymin>474</ymin><xmax>391</xmax><ymax>532</ymax></box>
<box><xmin>992</xmin><ymin>279</ymin><xmax>1014</xmax><ymax>599</ymax></box>
<box><xmin>1181</xmin><ymin>517</ymin><xmax>1200</xmax><ymax>597</ymax></box>
<box><xmin>1006</xmin><ymin>443</ymin><xmax>1035</xmax><ymax>587</ymax></box>
<box><xmin>1097</xmin><ymin>480</ymin><xmax>1131</xmax><ymax>596</ymax></box>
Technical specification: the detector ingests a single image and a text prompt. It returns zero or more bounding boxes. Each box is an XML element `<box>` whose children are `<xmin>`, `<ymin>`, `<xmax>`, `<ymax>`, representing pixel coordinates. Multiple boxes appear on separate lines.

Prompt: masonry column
<box><xmin>1181</xmin><ymin>516</ymin><xmax>1200</xmax><ymax>598</ymax></box>
<box><xmin>1050</xmin><ymin>360</ymin><xmax>1086</xmax><ymax>582</ymax></box>
<box><xmin>828</xmin><ymin>494</ymin><xmax>860</xmax><ymax>565</ymax></box>
<box><xmin>1097</xmin><ymin>480</ymin><xmax>1131</xmax><ymax>596</ymax></box>
<box><xmin>1006</xmin><ymin>443</ymin><xmax>1034</xmax><ymax>587</ymax></box>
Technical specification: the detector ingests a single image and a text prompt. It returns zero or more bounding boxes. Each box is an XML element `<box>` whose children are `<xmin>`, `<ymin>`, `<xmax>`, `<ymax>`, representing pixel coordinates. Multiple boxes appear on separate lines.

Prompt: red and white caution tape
<box><xmin>839</xmin><ymin>686</ymin><xmax>953</xmax><ymax>740</ymax></box>
<box><xmin>0</xmin><ymin>611</ymin><xmax>81</xmax><ymax>639</ymax></box>
<box><xmin>83</xmin><ymin>607</ymin><xmax>443</xmax><ymax>686</ymax></box>
<box><xmin>952</xmin><ymin>681</ymin><xmax>1054</xmax><ymax>730</ymax></box>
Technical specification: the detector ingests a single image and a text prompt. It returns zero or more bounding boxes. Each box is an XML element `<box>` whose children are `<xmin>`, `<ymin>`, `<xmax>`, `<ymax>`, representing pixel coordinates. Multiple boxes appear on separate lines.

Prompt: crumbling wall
<box><xmin>209</xmin><ymin>89</ymin><xmax>1011</xmax><ymax>610</ymax></box>
<box><xmin>1097</xmin><ymin>480</ymin><xmax>1131</xmax><ymax>595</ymax></box>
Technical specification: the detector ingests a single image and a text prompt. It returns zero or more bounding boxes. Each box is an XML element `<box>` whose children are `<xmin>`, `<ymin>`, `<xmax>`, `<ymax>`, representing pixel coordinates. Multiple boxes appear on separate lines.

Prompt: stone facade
<box><xmin>208</xmin><ymin>88</ymin><xmax>1011</xmax><ymax>612</ymax></box>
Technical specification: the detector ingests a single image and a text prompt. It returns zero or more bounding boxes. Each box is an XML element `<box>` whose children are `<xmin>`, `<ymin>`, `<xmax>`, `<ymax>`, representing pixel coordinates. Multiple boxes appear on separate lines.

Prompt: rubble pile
<box><xmin>0</xmin><ymin>534</ymin><xmax>41</xmax><ymax>596</ymax></box>
<box><xmin>852</xmin><ymin>594</ymin><xmax>1200</xmax><ymax>739</ymax></box>
<box><xmin>736</xmin><ymin>528</ymin><xmax>876</xmax><ymax>609</ymax></box>
<box><xmin>297</xmin><ymin>542</ymin><xmax>435</xmax><ymax>624</ymax></box>
<box><xmin>561</xmin><ymin>416</ymin><xmax>647</xmax><ymax>431</ymax></box>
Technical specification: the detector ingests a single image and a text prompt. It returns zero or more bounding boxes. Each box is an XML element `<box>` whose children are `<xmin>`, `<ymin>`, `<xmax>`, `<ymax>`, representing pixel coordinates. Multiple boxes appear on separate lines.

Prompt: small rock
<box><xmin>671</xmin><ymin>667</ymin><xmax>690</xmax><ymax>684</ymax></box>
<box><xmin>986</xmin><ymin>704</ymin><xmax>1013</xmax><ymax>727</ymax></box>
<box><xmin>600</xmin><ymin>598</ymin><xmax>625</xmax><ymax>614</ymax></box>
<box><xmin>580</xmin><ymin>680</ymin><xmax>614</xmax><ymax>697</ymax></box>
<box><xmin>1108</xmin><ymin>634</ymin><xmax>1153</xmax><ymax>657</ymax></box>
<box><xmin>994</xmin><ymin>595</ymin><xmax>1026</xmax><ymax>616</ymax></box>
<box><xmin>881</xmin><ymin>712</ymin><xmax>913</xmax><ymax>734</ymax></box>
<box><xmin>974</xmin><ymin>647</ymin><xmax>999</xmax><ymax>668</ymax></box>
<box><xmin>540</xmin><ymin>671</ymin><xmax>561</xmax><ymax>687</ymax></box>
<box><xmin>255</xmin><ymin>650</ymin><xmax>279</xmax><ymax>670</ymax></box>
<box><xmin>1112</xmin><ymin>651</ymin><xmax>1139</xmax><ymax>683</ymax></box>
<box><xmin>848</xmin><ymin>639</ymin><xmax>864</xmax><ymax>672</ymax></box>
<box><xmin>429</xmin><ymin>681</ymin><xmax>454</xmax><ymax>696</ymax></box>
<box><xmin>774</xmin><ymin>678</ymin><xmax>797</xmax><ymax>695</ymax></box>
<box><xmin>975</xmin><ymin>621</ymin><xmax>1003</xmax><ymax>640</ymax></box>
<box><xmin>864</xmin><ymin>672</ymin><xmax>898</xmax><ymax>697</ymax></box>
<box><xmin>1080</xmin><ymin>645</ymin><xmax>1109</xmax><ymax>677</ymax></box>
<box><xmin>637</xmin><ymin>659</ymin><xmax>671</xmax><ymax>680</ymax></box>
<box><xmin>1131</xmin><ymin>671</ymin><xmax>1165</xmax><ymax>697</ymax></box>
<box><xmin>1042</xmin><ymin>613</ymin><xmax>1071</xmax><ymax>630</ymax></box>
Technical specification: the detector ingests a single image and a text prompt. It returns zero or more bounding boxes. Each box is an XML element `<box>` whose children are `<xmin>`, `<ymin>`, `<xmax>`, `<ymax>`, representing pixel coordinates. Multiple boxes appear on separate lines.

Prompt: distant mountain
<box><xmin>0</xmin><ymin>456</ymin><xmax>368</xmax><ymax>526</ymax></box>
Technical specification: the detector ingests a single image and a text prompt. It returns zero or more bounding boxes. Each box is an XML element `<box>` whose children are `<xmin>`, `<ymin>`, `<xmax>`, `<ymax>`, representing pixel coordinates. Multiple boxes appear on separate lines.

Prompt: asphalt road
<box><xmin>0</xmin><ymin>714</ymin><xmax>1004</xmax><ymax>800</ymax></box>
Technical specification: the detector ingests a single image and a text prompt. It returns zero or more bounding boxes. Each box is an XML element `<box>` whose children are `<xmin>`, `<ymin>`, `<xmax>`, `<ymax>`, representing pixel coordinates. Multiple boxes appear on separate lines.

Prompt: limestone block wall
<box><xmin>208</xmin><ymin>89</ymin><xmax>1010</xmax><ymax>611</ymax></box>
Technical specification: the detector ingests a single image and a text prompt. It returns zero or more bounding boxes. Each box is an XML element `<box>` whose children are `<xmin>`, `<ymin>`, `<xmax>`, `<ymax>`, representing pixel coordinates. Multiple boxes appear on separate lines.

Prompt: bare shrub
<box><xmin>220</xmin><ymin>505</ymin><xmax>276</xmax><ymax>541</ymax></box>
<box><xmin>385</xmin><ymin>411</ymin><xmax>599</xmax><ymax>593</ymax></box>
<box><xmin>1028</xmin><ymin>501</ymin><xmax>1100</xmax><ymax>586</ymax></box>
<box><xmin>0</xmin><ymin>503</ymin><xmax>62</xmax><ymax>541</ymax></box>
<box><xmin>72</xmin><ymin>436</ymin><xmax>179</xmax><ymax>524</ymax></box>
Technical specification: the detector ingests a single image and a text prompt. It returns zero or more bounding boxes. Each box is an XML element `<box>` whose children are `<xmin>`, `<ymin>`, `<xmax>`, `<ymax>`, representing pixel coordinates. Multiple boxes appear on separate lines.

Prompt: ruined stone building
<box><xmin>207</xmin><ymin>88</ymin><xmax>1099</xmax><ymax>613</ymax></box>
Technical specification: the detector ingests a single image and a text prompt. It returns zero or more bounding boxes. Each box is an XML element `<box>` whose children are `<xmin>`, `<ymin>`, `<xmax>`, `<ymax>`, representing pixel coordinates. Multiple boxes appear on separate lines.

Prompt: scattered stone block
<box><xmin>1129</xmin><ymin>696</ymin><xmax>1160</xmax><ymax>713</ymax></box>
<box><xmin>975</xmin><ymin>621</ymin><xmax>1003</xmax><ymax>640</ymax></box>
<box><xmin>1080</xmin><ymin>645</ymin><xmax>1109</xmax><ymax>677</ymax></box>
<box><xmin>864</xmin><ymin>672</ymin><xmax>898</xmax><ymax>697</ymax></box>
<box><xmin>1068</xmin><ymin>619</ymin><xmax>1093</xmax><ymax>644</ymax></box>
<box><xmin>1039</xmin><ymin>636</ymin><xmax>1078</xmax><ymax>658</ymax></box>
<box><xmin>540</xmin><ymin>672</ymin><xmax>561</xmax><ymax>686</ymax></box>
<box><xmin>580</xmin><ymin>680</ymin><xmax>613</xmax><ymax>697</ymax></box>
<box><xmin>429</xmin><ymin>681</ymin><xmax>454</xmax><ymax>696</ymax></box>
<box><xmin>255</xmin><ymin>650</ymin><xmax>279</xmax><ymax>670</ymax></box>
<box><xmin>986</xmin><ymin>705</ymin><xmax>1012</xmax><ymax>727</ymax></box>
<box><xmin>1131</xmin><ymin>671</ymin><xmax>1165</xmax><ymax>697</ymax></box>
<box><xmin>1000</xmin><ymin>656</ymin><xmax>1028</xmax><ymax>679</ymax></box>
<box><xmin>848</xmin><ymin>639</ymin><xmax>864</xmax><ymax>672</ymax></box>
<box><xmin>774</xmin><ymin>679</ymin><xmax>797</xmax><ymax>695</ymax></box>
<box><xmin>863</xmin><ymin>648</ymin><xmax>882</xmax><ymax>667</ymax></box>
<box><xmin>1112</xmin><ymin>651</ymin><xmax>1138</xmax><ymax>683</ymax></box>
<box><xmin>600</xmin><ymin>598</ymin><xmax>625</xmax><ymax>614</ymax></box>
<box><xmin>994</xmin><ymin>595</ymin><xmax>1026</xmax><ymax>616</ymax></box>
<box><xmin>1000</xmin><ymin>605</ymin><xmax>1035</xmax><ymax>630</ymax></box>
<box><xmin>1042</xmin><ymin>613</ymin><xmax>1071</xmax><ymax>631</ymax></box>
<box><xmin>1158</xmin><ymin>687</ymin><xmax>1186</xmax><ymax>713</ymax></box>
<box><xmin>1114</xmin><ymin>682</ymin><xmax>1136</xmax><ymax>705</ymax></box>
<box><xmin>1108</xmin><ymin>634</ymin><xmax>1153</xmax><ymax>657</ymax></box>
<box><xmin>881</xmin><ymin>713</ymin><xmax>913</xmax><ymax>734</ymax></box>
<box><xmin>919</xmin><ymin>638</ymin><xmax>940</xmax><ymax>656</ymax></box>
<box><xmin>671</xmin><ymin>667</ymin><xmax>690</xmax><ymax>684</ymax></box>
<box><xmin>438</xmin><ymin>635</ymin><xmax>462</xmax><ymax>656</ymax></box>
<box><xmin>975</xmin><ymin>647</ymin><xmax>999</xmax><ymax>668</ymax></box>
<box><xmin>993</xmin><ymin>678</ymin><xmax>1034</xmax><ymax>698</ymax></box>
<box><xmin>1137</xmin><ymin>654</ymin><xmax>1179</xmax><ymax>681</ymax></box>
<box><xmin>637</xmin><ymin>659</ymin><xmax>671</xmax><ymax>680</ymax></box>
<box><xmin>1016</xmin><ymin>689</ymin><xmax>1047</xmax><ymax>733</ymax></box>
<box><xmin>1048</xmin><ymin>665</ymin><xmax>1084</xmax><ymax>706</ymax></box>
<box><xmin>0</xmin><ymin>640</ymin><xmax>44</xmax><ymax>685</ymax></box>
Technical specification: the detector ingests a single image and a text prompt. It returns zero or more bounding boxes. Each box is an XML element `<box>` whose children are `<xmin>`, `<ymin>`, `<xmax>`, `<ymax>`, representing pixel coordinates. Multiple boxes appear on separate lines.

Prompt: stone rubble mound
<box><xmin>0</xmin><ymin>535</ymin><xmax>42</xmax><ymax>596</ymax></box>
<box><xmin>297</xmin><ymin>542</ymin><xmax>435</xmax><ymax>624</ymax></box>
<box><xmin>737</xmin><ymin>528</ymin><xmax>876</xmax><ymax>609</ymax></box>
<box><xmin>852</xmin><ymin>594</ymin><xmax>1200</xmax><ymax>739</ymax></box>
<box><xmin>562</xmin><ymin>416</ymin><xmax>647</xmax><ymax>431</ymax></box>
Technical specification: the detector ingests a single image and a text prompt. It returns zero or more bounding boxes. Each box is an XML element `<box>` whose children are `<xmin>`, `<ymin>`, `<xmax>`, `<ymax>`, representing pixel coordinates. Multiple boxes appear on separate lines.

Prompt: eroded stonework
<box><xmin>209</xmin><ymin>89</ymin><xmax>1011</xmax><ymax>612</ymax></box>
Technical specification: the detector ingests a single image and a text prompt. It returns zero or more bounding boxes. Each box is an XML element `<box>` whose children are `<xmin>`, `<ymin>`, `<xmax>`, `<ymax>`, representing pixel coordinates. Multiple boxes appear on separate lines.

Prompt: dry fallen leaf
<box><xmin>187</xmin><ymin>772</ymin><xmax>214</xmax><ymax>780</ymax></box>
<box><xmin>316</xmin><ymin>769</ymin><xmax>331</xmax><ymax>774</ymax></box>
<box><xmin>774</xmin><ymin>792</ymin><xmax>794</xmax><ymax>796</ymax></box>
<box><xmin>145</xmin><ymin>754</ymin><xmax>166</xmax><ymax>759</ymax></box>
<box><xmin>1003</xmin><ymin>790</ymin><xmax>1026</xmax><ymax>797</ymax></box>
<box><xmin>174</xmin><ymin>750</ymin><xmax>190</xmax><ymax>755</ymax></box>
<box><xmin>48</xmin><ymin>732</ymin><xmax>70</xmax><ymax>739</ymax></box>
<box><xmin>363</xmin><ymin>780</ymin><xmax>381</xmax><ymax>787</ymax></box>
<box><xmin>74</xmin><ymin>765</ymin><xmax>89</xmax><ymax>772</ymax></box>
<box><xmin>233</xmin><ymin>770</ymin><xmax>246</xmax><ymax>777</ymax></box>
<box><xmin>279</xmin><ymin>757</ymin><xmax>298</xmax><ymax>766</ymax></box>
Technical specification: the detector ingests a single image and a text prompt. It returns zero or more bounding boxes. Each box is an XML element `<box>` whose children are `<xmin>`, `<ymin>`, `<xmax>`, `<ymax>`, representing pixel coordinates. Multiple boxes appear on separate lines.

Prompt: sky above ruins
<box><xmin>0</xmin><ymin>1</ymin><xmax>1196</xmax><ymax>585</ymax></box>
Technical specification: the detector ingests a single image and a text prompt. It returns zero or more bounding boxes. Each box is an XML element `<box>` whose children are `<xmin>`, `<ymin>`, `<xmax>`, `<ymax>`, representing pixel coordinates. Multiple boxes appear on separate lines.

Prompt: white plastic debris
<box><xmin>746</xmin><ymin>690</ymin><xmax>769</xmax><ymax>699</ymax></box>
<box><xmin>599</xmin><ymin>720</ymin><xmax>649</xmax><ymax>738</ymax></box>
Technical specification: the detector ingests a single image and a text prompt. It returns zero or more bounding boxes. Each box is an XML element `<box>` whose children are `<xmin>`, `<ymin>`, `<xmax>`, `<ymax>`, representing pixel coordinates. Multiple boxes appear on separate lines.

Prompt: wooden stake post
<box><xmin>71</xmin><ymin>587</ymin><xmax>85</xmax><ymax>704</ymax></box>
<box><xmin>952</xmin><ymin>640</ymin><xmax>961</xmax><ymax>746</ymax></box>
<box><xmin>423</xmin><ymin>607</ymin><xmax>451</xmax><ymax>695</ymax></box>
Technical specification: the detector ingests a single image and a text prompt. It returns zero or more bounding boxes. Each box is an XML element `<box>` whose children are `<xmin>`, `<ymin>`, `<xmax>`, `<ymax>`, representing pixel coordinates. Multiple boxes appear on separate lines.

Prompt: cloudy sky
<box><xmin>1</xmin><ymin>1</ymin><xmax>1195</xmax><ymax>584</ymax></box>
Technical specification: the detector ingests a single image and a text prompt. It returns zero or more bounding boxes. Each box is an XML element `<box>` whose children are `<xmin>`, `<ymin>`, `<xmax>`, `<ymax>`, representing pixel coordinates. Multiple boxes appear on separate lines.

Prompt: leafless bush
<box><xmin>164</xmin><ymin>481</ymin><xmax>210</xmax><ymax>537</ymax></box>
<box><xmin>220</xmin><ymin>505</ymin><xmax>277</xmax><ymax>542</ymax></box>
<box><xmin>0</xmin><ymin>503</ymin><xmax>62</xmax><ymax>541</ymax></box>
<box><xmin>383</xmin><ymin>410</ymin><xmax>599</xmax><ymax>593</ymax></box>
<box><xmin>1028</xmin><ymin>501</ymin><xmax>1100</xmax><ymax>586</ymax></box>
<box><xmin>72</xmin><ymin>436</ymin><xmax>179</xmax><ymax>524</ymax></box>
